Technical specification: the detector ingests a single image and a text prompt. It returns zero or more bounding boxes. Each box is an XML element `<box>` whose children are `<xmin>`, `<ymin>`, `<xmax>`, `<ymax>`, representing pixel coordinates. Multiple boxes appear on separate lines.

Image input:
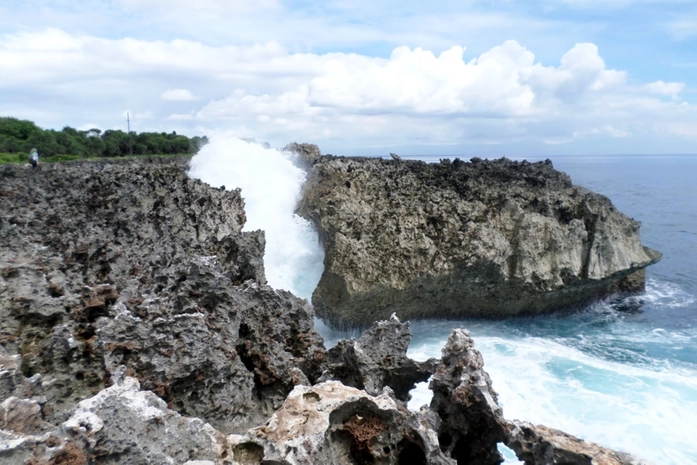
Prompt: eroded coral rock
<box><xmin>0</xmin><ymin>396</ymin><xmax>48</xmax><ymax>435</ymax></box>
<box><xmin>297</xmin><ymin>155</ymin><xmax>661</xmax><ymax>327</ymax></box>
<box><xmin>0</xmin><ymin>158</ymin><xmax>325</xmax><ymax>432</ymax></box>
<box><xmin>505</xmin><ymin>421</ymin><xmax>649</xmax><ymax>465</ymax></box>
<box><xmin>321</xmin><ymin>314</ymin><xmax>437</xmax><ymax>402</ymax></box>
<box><xmin>283</xmin><ymin>142</ymin><xmax>322</xmax><ymax>168</ymax></box>
<box><xmin>0</xmin><ymin>375</ymin><xmax>230</xmax><ymax>465</ymax></box>
<box><xmin>430</xmin><ymin>329</ymin><xmax>508</xmax><ymax>465</ymax></box>
<box><xmin>234</xmin><ymin>381</ymin><xmax>455</xmax><ymax>465</ymax></box>
<box><xmin>62</xmin><ymin>375</ymin><xmax>225</xmax><ymax>464</ymax></box>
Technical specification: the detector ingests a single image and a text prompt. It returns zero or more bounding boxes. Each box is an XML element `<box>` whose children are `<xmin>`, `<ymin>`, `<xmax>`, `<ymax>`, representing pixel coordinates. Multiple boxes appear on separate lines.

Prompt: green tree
<box><xmin>25</xmin><ymin>130</ymin><xmax>61</xmax><ymax>157</ymax></box>
<box><xmin>56</xmin><ymin>127</ymin><xmax>88</xmax><ymax>157</ymax></box>
<box><xmin>102</xmin><ymin>129</ymin><xmax>130</xmax><ymax>157</ymax></box>
<box><xmin>1</xmin><ymin>116</ymin><xmax>207</xmax><ymax>160</ymax></box>
<box><xmin>80</xmin><ymin>129</ymin><xmax>105</xmax><ymax>157</ymax></box>
<box><xmin>0</xmin><ymin>117</ymin><xmax>40</xmax><ymax>142</ymax></box>
<box><xmin>0</xmin><ymin>135</ymin><xmax>21</xmax><ymax>153</ymax></box>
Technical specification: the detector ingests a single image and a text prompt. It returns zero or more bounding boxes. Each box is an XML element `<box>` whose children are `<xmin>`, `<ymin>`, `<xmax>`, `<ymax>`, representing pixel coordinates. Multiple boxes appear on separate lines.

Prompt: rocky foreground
<box><xmin>0</xmin><ymin>157</ymin><xmax>645</xmax><ymax>464</ymax></box>
<box><xmin>292</xmin><ymin>144</ymin><xmax>661</xmax><ymax>328</ymax></box>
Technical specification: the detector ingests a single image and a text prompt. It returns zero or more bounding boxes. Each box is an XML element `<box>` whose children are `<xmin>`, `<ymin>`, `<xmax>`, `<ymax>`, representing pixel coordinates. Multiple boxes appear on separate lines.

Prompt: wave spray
<box><xmin>188</xmin><ymin>136</ymin><xmax>324</xmax><ymax>300</ymax></box>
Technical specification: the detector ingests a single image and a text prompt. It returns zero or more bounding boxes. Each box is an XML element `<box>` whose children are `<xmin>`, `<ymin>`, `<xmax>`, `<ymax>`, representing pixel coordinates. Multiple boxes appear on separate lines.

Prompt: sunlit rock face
<box><xmin>297</xmin><ymin>153</ymin><xmax>661</xmax><ymax>328</ymax></box>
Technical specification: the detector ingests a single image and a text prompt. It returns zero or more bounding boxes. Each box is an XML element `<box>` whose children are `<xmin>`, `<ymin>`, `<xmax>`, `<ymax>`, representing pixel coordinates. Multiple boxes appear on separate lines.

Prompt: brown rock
<box><xmin>0</xmin><ymin>397</ymin><xmax>48</xmax><ymax>435</ymax></box>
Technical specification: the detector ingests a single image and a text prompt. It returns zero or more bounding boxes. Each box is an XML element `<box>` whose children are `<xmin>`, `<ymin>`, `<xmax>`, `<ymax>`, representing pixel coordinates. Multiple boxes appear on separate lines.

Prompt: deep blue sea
<box><xmin>191</xmin><ymin>145</ymin><xmax>697</xmax><ymax>465</ymax></box>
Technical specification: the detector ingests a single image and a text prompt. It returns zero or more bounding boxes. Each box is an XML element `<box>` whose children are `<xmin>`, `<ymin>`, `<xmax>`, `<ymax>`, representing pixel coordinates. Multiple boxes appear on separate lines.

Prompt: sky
<box><xmin>1</xmin><ymin>0</ymin><xmax>696</xmax><ymax>156</ymax></box>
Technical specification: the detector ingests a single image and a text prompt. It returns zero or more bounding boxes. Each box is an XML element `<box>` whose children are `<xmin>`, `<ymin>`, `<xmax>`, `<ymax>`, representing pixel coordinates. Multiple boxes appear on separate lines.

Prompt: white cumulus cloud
<box><xmin>161</xmin><ymin>88</ymin><xmax>196</xmax><ymax>101</ymax></box>
<box><xmin>646</xmin><ymin>80</ymin><xmax>685</xmax><ymax>97</ymax></box>
<box><xmin>1</xmin><ymin>27</ymin><xmax>695</xmax><ymax>153</ymax></box>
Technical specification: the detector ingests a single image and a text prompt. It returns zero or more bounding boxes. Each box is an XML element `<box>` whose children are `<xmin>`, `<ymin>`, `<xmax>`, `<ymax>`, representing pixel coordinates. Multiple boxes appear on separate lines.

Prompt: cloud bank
<box><xmin>0</xmin><ymin>27</ymin><xmax>694</xmax><ymax>154</ymax></box>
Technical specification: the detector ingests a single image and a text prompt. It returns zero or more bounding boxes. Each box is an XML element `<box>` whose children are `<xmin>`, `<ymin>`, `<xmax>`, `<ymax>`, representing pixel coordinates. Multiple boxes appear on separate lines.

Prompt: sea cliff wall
<box><xmin>295</xmin><ymin>148</ymin><xmax>661</xmax><ymax>328</ymax></box>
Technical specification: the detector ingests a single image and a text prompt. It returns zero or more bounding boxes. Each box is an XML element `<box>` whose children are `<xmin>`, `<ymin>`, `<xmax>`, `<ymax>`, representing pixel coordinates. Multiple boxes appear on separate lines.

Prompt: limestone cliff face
<box><xmin>297</xmin><ymin>153</ymin><xmax>661</xmax><ymax>328</ymax></box>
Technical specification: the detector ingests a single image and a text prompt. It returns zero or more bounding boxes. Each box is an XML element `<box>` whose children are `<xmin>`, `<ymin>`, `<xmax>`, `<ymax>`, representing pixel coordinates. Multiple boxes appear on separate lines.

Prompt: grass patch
<box><xmin>0</xmin><ymin>152</ymin><xmax>27</xmax><ymax>164</ymax></box>
<box><xmin>0</xmin><ymin>153</ymin><xmax>192</xmax><ymax>165</ymax></box>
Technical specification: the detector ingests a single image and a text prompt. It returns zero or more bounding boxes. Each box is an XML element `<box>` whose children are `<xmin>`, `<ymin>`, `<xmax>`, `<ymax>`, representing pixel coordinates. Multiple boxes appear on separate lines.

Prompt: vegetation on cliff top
<box><xmin>0</xmin><ymin>116</ymin><xmax>207</xmax><ymax>163</ymax></box>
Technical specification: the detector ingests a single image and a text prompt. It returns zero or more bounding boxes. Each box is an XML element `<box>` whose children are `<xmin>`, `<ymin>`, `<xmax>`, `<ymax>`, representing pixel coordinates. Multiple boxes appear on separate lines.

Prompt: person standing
<box><xmin>29</xmin><ymin>148</ymin><xmax>39</xmax><ymax>169</ymax></box>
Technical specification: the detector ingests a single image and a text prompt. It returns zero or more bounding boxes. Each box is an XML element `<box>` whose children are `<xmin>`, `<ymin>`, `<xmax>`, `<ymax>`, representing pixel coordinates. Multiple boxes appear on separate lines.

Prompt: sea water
<box><xmin>407</xmin><ymin>154</ymin><xmax>697</xmax><ymax>465</ymax></box>
<box><xmin>189</xmin><ymin>141</ymin><xmax>697</xmax><ymax>465</ymax></box>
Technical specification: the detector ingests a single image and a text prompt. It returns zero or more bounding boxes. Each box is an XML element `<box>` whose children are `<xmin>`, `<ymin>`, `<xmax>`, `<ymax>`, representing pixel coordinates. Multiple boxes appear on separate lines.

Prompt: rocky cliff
<box><xmin>0</xmin><ymin>157</ymin><xmax>325</xmax><ymax>436</ymax></box>
<box><xmin>295</xmin><ymin>149</ymin><xmax>661</xmax><ymax>328</ymax></box>
<box><xmin>0</xmin><ymin>157</ymin><xmax>646</xmax><ymax>464</ymax></box>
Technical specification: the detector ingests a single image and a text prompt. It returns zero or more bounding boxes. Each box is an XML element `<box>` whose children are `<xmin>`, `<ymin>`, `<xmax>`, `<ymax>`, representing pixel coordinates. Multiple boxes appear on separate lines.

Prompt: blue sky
<box><xmin>1</xmin><ymin>0</ymin><xmax>696</xmax><ymax>155</ymax></box>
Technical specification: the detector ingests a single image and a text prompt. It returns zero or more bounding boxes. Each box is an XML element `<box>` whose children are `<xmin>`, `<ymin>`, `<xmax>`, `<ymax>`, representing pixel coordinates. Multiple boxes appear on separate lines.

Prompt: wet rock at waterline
<box><xmin>296</xmin><ymin>153</ymin><xmax>662</xmax><ymax>328</ymax></box>
<box><xmin>506</xmin><ymin>421</ymin><xmax>649</xmax><ymax>465</ymax></box>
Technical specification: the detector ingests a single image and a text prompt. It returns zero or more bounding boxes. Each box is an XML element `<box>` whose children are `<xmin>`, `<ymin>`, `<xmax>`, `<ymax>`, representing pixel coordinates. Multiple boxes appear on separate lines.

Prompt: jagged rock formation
<box><xmin>0</xmin><ymin>319</ymin><xmax>644</xmax><ymax>465</ymax></box>
<box><xmin>320</xmin><ymin>314</ymin><xmax>437</xmax><ymax>402</ymax></box>
<box><xmin>430</xmin><ymin>329</ymin><xmax>508</xmax><ymax>464</ymax></box>
<box><xmin>0</xmin><ymin>372</ymin><xmax>226</xmax><ymax>464</ymax></box>
<box><xmin>0</xmin><ymin>158</ymin><xmax>325</xmax><ymax>434</ymax></box>
<box><xmin>506</xmin><ymin>422</ymin><xmax>644</xmax><ymax>465</ymax></box>
<box><xmin>295</xmin><ymin>152</ymin><xmax>662</xmax><ymax>328</ymax></box>
<box><xmin>63</xmin><ymin>374</ymin><xmax>225</xmax><ymax>464</ymax></box>
<box><xmin>235</xmin><ymin>381</ymin><xmax>455</xmax><ymax>465</ymax></box>
<box><xmin>283</xmin><ymin>142</ymin><xmax>322</xmax><ymax>168</ymax></box>
<box><xmin>0</xmin><ymin>157</ymin><xmax>647</xmax><ymax>464</ymax></box>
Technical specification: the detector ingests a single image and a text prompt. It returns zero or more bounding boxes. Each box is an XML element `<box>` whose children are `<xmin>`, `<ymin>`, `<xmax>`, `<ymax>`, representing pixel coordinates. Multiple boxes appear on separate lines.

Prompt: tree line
<box><xmin>0</xmin><ymin>117</ymin><xmax>208</xmax><ymax>159</ymax></box>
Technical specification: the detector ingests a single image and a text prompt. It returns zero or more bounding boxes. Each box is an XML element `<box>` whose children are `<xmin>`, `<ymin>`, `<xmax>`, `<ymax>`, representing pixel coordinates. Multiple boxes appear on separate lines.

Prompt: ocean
<box><xmin>189</xmin><ymin>142</ymin><xmax>697</xmax><ymax>465</ymax></box>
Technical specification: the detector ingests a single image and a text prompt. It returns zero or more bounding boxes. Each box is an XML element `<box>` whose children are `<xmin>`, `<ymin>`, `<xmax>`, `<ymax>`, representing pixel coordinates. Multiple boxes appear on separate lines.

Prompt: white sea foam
<box><xmin>408</xmin><ymin>333</ymin><xmax>697</xmax><ymax>465</ymax></box>
<box><xmin>188</xmin><ymin>135</ymin><xmax>324</xmax><ymax>300</ymax></box>
<box><xmin>641</xmin><ymin>278</ymin><xmax>695</xmax><ymax>309</ymax></box>
<box><xmin>313</xmin><ymin>317</ymin><xmax>363</xmax><ymax>348</ymax></box>
<box><xmin>407</xmin><ymin>380</ymin><xmax>431</xmax><ymax>411</ymax></box>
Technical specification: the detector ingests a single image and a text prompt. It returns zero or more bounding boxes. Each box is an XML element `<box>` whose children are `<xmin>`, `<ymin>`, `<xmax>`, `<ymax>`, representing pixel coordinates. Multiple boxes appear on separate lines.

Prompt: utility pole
<box><xmin>127</xmin><ymin>112</ymin><xmax>133</xmax><ymax>156</ymax></box>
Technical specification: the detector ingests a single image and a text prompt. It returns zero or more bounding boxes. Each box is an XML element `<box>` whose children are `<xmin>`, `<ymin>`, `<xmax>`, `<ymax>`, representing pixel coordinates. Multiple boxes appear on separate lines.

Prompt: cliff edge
<box><xmin>295</xmin><ymin>149</ymin><xmax>661</xmax><ymax>328</ymax></box>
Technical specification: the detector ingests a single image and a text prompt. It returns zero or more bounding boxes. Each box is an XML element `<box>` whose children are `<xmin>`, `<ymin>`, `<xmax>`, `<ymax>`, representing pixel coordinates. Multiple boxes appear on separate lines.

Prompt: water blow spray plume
<box><xmin>188</xmin><ymin>136</ymin><xmax>324</xmax><ymax>300</ymax></box>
